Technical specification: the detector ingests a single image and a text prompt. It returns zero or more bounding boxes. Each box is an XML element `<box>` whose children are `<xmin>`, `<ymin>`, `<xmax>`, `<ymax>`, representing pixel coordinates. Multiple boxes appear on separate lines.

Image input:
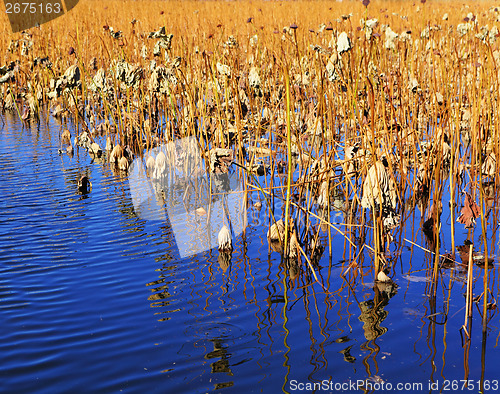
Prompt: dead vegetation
<box><xmin>1</xmin><ymin>1</ymin><xmax>499</xmax><ymax>310</ymax></box>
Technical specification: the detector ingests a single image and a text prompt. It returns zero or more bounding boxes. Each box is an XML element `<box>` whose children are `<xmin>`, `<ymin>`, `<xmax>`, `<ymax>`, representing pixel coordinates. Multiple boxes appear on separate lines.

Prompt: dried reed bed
<box><xmin>1</xmin><ymin>1</ymin><xmax>499</xmax><ymax>328</ymax></box>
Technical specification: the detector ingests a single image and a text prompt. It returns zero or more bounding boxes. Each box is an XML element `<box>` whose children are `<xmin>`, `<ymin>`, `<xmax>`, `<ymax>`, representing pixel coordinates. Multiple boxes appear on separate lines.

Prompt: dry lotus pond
<box><xmin>1</xmin><ymin>0</ymin><xmax>499</xmax><ymax>392</ymax></box>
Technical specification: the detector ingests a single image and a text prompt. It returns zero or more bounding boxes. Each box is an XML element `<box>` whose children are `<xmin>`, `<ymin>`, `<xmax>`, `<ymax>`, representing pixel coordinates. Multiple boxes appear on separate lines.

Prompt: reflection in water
<box><xmin>339</xmin><ymin>345</ymin><xmax>356</xmax><ymax>364</ymax></box>
<box><xmin>218</xmin><ymin>251</ymin><xmax>232</xmax><ymax>274</ymax></box>
<box><xmin>205</xmin><ymin>339</ymin><xmax>234</xmax><ymax>389</ymax></box>
<box><xmin>358</xmin><ymin>297</ymin><xmax>388</xmax><ymax>342</ymax></box>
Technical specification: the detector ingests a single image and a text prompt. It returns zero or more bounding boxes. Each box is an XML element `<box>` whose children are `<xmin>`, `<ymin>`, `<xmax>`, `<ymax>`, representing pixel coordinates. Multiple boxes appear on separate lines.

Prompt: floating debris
<box><xmin>376</xmin><ymin>270</ymin><xmax>392</xmax><ymax>283</ymax></box>
<box><xmin>456</xmin><ymin>242</ymin><xmax>495</xmax><ymax>267</ymax></box>
<box><xmin>77</xmin><ymin>175</ymin><xmax>92</xmax><ymax>193</ymax></box>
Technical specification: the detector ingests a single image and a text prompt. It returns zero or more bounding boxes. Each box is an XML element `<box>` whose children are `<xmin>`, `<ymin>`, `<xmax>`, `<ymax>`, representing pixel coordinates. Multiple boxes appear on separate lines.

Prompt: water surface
<box><xmin>1</xmin><ymin>113</ymin><xmax>499</xmax><ymax>393</ymax></box>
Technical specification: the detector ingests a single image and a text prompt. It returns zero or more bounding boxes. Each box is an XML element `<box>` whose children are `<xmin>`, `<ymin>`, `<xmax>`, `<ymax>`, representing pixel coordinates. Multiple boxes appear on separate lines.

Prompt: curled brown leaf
<box><xmin>457</xmin><ymin>192</ymin><xmax>480</xmax><ymax>228</ymax></box>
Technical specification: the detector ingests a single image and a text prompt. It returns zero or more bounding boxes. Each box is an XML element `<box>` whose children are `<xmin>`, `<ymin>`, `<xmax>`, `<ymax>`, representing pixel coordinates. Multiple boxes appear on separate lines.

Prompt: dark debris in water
<box><xmin>77</xmin><ymin>175</ymin><xmax>92</xmax><ymax>194</ymax></box>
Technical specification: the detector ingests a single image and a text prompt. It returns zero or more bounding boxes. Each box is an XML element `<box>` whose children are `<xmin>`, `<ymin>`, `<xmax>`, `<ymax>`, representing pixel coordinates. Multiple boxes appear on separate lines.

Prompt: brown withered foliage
<box><xmin>210</xmin><ymin>148</ymin><xmax>233</xmax><ymax>174</ymax></box>
<box><xmin>457</xmin><ymin>192</ymin><xmax>480</xmax><ymax>229</ymax></box>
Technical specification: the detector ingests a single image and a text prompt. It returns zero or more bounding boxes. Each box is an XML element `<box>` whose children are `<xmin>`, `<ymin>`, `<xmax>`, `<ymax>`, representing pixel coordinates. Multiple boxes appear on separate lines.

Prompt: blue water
<box><xmin>1</xmin><ymin>112</ymin><xmax>499</xmax><ymax>393</ymax></box>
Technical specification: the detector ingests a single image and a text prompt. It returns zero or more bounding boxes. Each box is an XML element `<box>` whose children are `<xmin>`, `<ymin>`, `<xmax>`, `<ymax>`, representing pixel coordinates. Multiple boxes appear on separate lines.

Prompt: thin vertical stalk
<box><xmin>284</xmin><ymin>67</ymin><xmax>293</xmax><ymax>255</ymax></box>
